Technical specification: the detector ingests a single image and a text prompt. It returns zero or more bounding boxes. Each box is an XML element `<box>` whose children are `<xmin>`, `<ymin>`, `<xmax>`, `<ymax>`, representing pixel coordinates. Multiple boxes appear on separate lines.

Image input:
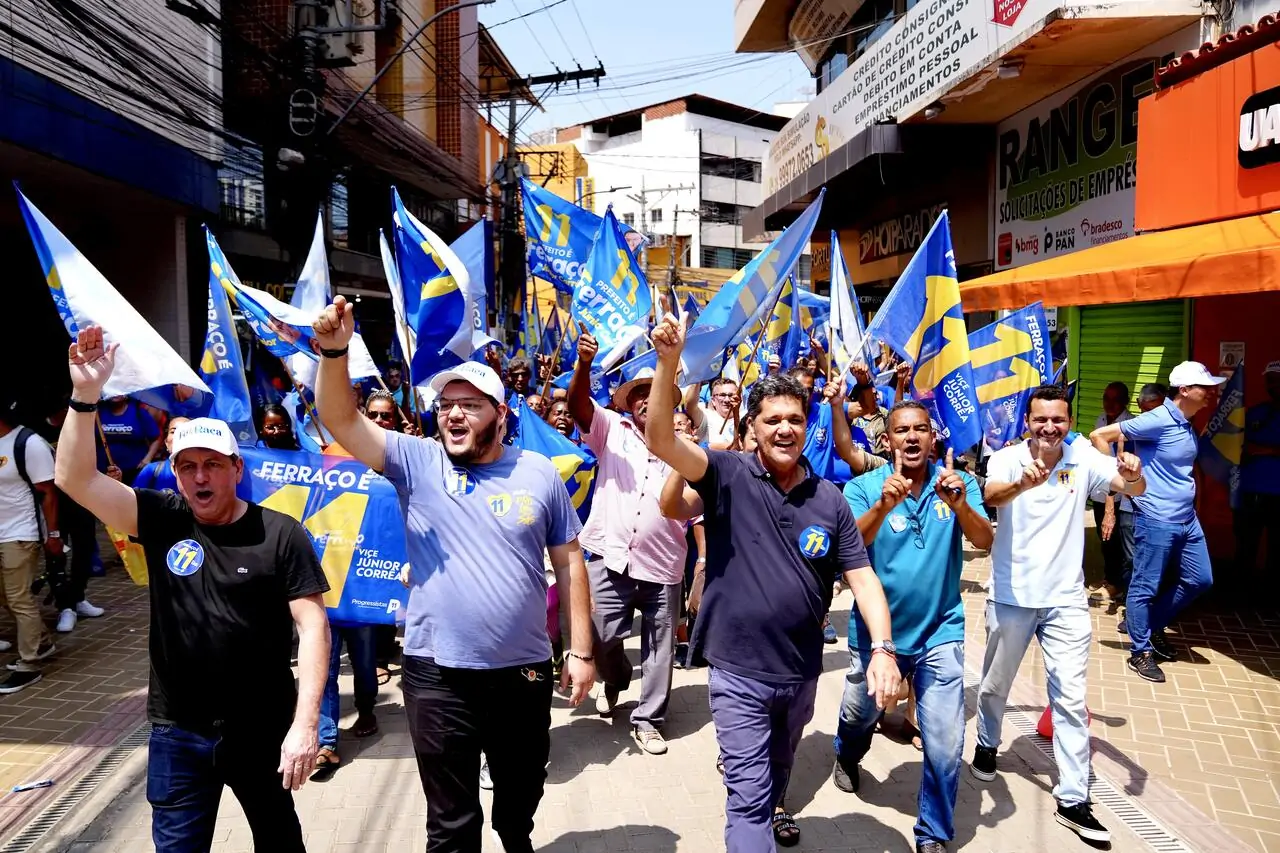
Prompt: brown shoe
<box><xmin>350</xmin><ymin>713</ymin><xmax>378</xmax><ymax>738</ymax></box>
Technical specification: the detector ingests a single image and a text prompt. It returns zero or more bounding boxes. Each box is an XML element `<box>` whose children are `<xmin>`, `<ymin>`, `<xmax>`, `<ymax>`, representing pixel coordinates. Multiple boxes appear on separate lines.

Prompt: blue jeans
<box><xmin>834</xmin><ymin>641</ymin><xmax>965</xmax><ymax>846</ymax></box>
<box><xmin>320</xmin><ymin>624</ymin><xmax>379</xmax><ymax>749</ymax></box>
<box><xmin>1127</xmin><ymin>515</ymin><xmax>1213</xmax><ymax>654</ymax></box>
<box><xmin>707</xmin><ymin>666</ymin><xmax>818</xmax><ymax>853</ymax></box>
<box><xmin>976</xmin><ymin>601</ymin><xmax>1092</xmax><ymax>807</ymax></box>
<box><xmin>147</xmin><ymin>723</ymin><xmax>303</xmax><ymax>853</ymax></box>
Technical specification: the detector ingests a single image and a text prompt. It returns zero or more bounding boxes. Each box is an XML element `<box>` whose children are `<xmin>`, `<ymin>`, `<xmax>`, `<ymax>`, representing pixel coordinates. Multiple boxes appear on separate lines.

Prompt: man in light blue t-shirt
<box><xmin>312</xmin><ymin>296</ymin><xmax>596</xmax><ymax>853</ymax></box>
<box><xmin>1093</xmin><ymin>360</ymin><xmax>1223</xmax><ymax>684</ymax></box>
<box><xmin>835</xmin><ymin>401</ymin><xmax>993</xmax><ymax>853</ymax></box>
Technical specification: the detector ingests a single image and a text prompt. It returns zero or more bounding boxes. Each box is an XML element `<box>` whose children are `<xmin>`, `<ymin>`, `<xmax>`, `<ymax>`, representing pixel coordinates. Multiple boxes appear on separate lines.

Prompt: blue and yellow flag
<box><xmin>509</xmin><ymin>396</ymin><xmax>597</xmax><ymax>523</ymax></box>
<box><xmin>200</xmin><ymin>230</ymin><xmax>256</xmax><ymax>444</ymax></box>
<box><xmin>558</xmin><ymin>311</ymin><xmax>579</xmax><ymax>374</ymax></box>
<box><xmin>522</xmin><ymin>179</ymin><xmax>643</xmax><ymax>294</ymax></box>
<box><xmin>1200</xmin><ymin>362</ymin><xmax>1246</xmax><ymax>508</ymax></box>
<box><xmin>538</xmin><ymin>307</ymin><xmax>562</xmax><ymax>360</ymax></box>
<box><xmin>756</xmin><ymin>276</ymin><xmax>802</xmax><ymax>374</ymax></box>
<box><xmin>572</xmin><ymin>206</ymin><xmax>651</xmax><ymax>369</ymax></box>
<box><xmin>968</xmin><ymin>302</ymin><xmax>1051</xmax><ymax>452</ymax></box>
<box><xmin>681</xmin><ymin>189</ymin><xmax>825</xmax><ymax>384</ymax></box>
<box><xmin>863</xmin><ymin>211</ymin><xmax>982</xmax><ymax>451</ymax></box>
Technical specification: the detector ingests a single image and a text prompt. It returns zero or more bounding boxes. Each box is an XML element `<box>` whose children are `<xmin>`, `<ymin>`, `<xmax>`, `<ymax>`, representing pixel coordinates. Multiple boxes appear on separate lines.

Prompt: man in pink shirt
<box><xmin>568</xmin><ymin>331</ymin><xmax>687</xmax><ymax>756</ymax></box>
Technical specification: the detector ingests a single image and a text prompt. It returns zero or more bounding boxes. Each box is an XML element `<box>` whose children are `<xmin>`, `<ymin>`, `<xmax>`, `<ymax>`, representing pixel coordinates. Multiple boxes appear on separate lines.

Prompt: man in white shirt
<box><xmin>1093</xmin><ymin>382</ymin><xmax>1136</xmax><ymax>604</ymax></box>
<box><xmin>972</xmin><ymin>385</ymin><xmax>1145</xmax><ymax>845</ymax></box>
<box><xmin>0</xmin><ymin>397</ymin><xmax>61</xmax><ymax>693</ymax></box>
<box><xmin>691</xmin><ymin>378</ymin><xmax>740</xmax><ymax>450</ymax></box>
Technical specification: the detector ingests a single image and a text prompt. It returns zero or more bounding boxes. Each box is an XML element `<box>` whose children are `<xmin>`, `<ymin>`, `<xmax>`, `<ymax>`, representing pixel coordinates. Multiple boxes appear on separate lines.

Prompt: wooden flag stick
<box><xmin>94</xmin><ymin>414</ymin><xmax>116</xmax><ymax>469</ymax></box>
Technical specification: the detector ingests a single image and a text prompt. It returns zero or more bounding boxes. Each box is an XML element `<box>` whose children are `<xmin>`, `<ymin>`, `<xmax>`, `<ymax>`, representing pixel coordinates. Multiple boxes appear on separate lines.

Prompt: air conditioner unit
<box><xmin>319</xmin><ymin>0</ymin><xmax>365</xmax><ymax>67</ymax></box>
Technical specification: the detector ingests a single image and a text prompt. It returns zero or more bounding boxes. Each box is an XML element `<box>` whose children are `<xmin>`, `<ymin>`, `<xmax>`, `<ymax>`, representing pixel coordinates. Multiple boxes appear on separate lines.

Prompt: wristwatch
<box><xmin>869</xmin><ymin>640</ymin><xmax>896</xmax><ymax>656</ymax></box>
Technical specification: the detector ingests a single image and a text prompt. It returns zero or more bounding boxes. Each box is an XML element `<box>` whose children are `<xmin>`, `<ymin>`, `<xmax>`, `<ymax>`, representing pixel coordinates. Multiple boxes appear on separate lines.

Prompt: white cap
<box><xmin>1168</xmin><ymin>361</ymin><xmax>1228</xmax><ymax>388</ymax></box>
<box><xmin>170</xmin><ymin>418</ymin><xmax>239</xmax><ymax>460</ymax></box>
<box><xmin>1265</xmin><ymin>360</ymin><xmax>1280</xmax><ymax>376</ymax></box>
<box><xmin>428</xmin><ymin>362</ymin><xmax>506</xmax><ymax>402</ymax></box>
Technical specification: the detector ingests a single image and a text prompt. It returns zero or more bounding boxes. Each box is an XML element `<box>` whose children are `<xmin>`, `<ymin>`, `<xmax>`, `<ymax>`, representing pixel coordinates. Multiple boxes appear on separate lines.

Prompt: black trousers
<box><xmin>402</xmin><ymin>655</ymin><xmax>552</xmax><ymax>853</ymax></box>
<box><xmin>52</xmin><ymin>498</ymin><xmax>95</xmax><ymax>611</ymax></box>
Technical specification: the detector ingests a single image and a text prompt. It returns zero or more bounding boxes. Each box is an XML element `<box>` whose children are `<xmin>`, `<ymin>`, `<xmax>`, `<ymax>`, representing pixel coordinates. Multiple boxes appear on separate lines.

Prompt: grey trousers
<box><xmin>587</xmin><ymin>556</ymin><xmax>680</xmax><ymax>731</ymax></box>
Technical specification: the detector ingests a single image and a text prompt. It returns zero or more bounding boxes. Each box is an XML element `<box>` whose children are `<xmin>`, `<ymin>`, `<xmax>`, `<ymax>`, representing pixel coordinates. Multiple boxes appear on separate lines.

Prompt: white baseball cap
<box><xmin>170</xmin><ymin>417</ymin><xmax>239</xmax><ymax>460</ymax></box>
<box><xmin>1168</xmin><ymin>361</ymin><xmax>1228</xmax><ymax>388</ymax></box>
<box><xmin>428</xmin><ymin>362</ymin><xmax>506</xmax><ymax>403</ymax></box>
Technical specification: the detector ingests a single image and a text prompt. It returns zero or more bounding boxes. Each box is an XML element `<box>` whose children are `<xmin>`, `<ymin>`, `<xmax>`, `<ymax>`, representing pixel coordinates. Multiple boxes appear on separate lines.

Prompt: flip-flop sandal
<box><xmin>376</xmin><ymin>667</ymin><xmax>391</xmax><ymax>685</ymax></box>
<box><xmin>771</xmin><ymin>810</ymin><xmax>800</xmax><ymax>847</ymax></box>
<box><xmin>312</xmin><ymin>748</ymin><xmax>341</xmax><ymax>778</ymax></box>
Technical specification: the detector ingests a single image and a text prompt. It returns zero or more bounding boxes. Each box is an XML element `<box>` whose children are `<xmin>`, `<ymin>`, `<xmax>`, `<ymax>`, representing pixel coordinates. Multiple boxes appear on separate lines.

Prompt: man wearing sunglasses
<box><xmin>834</xmin><ymin>401</ymin><xmax>993</xmax><ymax>853</ymax></box>
<box><xmin>313</xmin><ymin>296</ymin><xmax>595</xmax><ymax>853</ymax></box>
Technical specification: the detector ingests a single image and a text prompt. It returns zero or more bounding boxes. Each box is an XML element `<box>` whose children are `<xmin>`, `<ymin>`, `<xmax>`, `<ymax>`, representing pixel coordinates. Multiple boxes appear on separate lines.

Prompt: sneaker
<box><xmin>75</xmin><ymin>600</ymin><xmax>105</xmax><ymax>618</ymax></box>
<box><xmin>970</xmin><ymin>745</ymin><xmax>998</xmax><ymax>782</ymax></box>
<box><xmin>1150</xmin><ymin>630</ymin><xmax>1178</xmax><ymax>662</ymax></box>
<box><xmin>1117</xmin><ymin>617</ymin><xmax>1128</xmax><ymax>634</ymax></box>
<box><xmin>831</xmin><ymin>759</ymin><xmax>859</xmax><ymax>793</ymax></box>
<box><xmin>479</xmin><ymin>761</ymin><xmax>493</xmax><ymax>790</ymax></box>
<box><xmin>633</xmin><ymin>727</ymin><xmax>667</xmax><ymax>755</ymax></box>
<box><xmin>1128</xmin><ymin>651</ymin><xmax>1166</xmax><ymax>683</ymax></box>
<box><xmin>0</xmin><ymin>640</ymin><xmax>9</xmax><ymax>653</ymax></box>
<box><xmin>917</xmin><ymin>842</ymin><xmax>947</xmax><ymax>853</ymax></box>
<box><xmin>0</xmin><ymin>670</ymin><xmax>42</xmax><ymax>694</ymax></box>
<box><xmin>596</xmin><ymin>685</ymin><xmax>618</xmax><ymax>717</ymax></box>
<box><xmin>56</xmin><ymin>609</ymin><xmax>77</xmax><ymax>634</ymax></box>
<box><xmin>6</xmin><ymin>640</ymin><xmax>55</xmax><ymax>670</ymax></box>
<box><xmin>1055</xmin><ymin>802</ymin><xmax>1111</xmax><ymax>843</ymax></box>
<box><xmin>823</xmin><ymin>618</ymin><xmax>838</xmax><ymax>644</ymax></box>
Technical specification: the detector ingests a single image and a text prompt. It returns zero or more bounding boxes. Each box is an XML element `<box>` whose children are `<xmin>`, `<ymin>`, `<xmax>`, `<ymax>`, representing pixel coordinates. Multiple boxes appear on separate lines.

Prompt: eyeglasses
<box><xmin>367</xmin><ymin>410</ymin><xmax>397</xmax><ymax>422</ymax></box>
<box><xmin>907</xmin><ymin>515</ymin><xmax>926</xmax><ymax>550</ymax></box>
<box><xmin>434</xmin><ymin>397</ymin><xmax>489</xmax><ymax>416</ymax></box>
<box><xmin>713</xmin><ymin>393</ymin><xmax>741</xmax><ymax>402</ymax></box>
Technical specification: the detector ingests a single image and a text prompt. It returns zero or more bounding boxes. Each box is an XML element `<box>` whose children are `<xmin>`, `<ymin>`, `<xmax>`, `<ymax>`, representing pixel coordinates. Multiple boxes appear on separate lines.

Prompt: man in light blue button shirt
<box><xmin>1092</xmin><ymin>361</ymin><xmax>1224</xmax><ymax>684</ymax></box>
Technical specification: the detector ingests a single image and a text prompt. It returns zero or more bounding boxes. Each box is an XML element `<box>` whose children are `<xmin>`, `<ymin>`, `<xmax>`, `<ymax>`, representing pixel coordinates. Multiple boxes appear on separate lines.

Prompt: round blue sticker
<box><xmin>446</xmin><ymin>467</ymin><xmax>477</xmax><ymax>496</ymax></box>
<box><xmin>798</xmin><ymin>525</ymin><xmax>831</xmax><ymax>558</ymax></box>
<box><xmin>166</xmin><ymin>539</ymin><xmax>205</xmax><ymax>576</ymax></box>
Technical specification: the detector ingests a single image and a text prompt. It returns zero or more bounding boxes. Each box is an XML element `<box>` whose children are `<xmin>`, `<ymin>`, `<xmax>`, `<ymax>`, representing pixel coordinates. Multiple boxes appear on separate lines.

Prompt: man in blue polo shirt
<box><xmin>835</xmin><ymin>401</ymin><xmax>993</xmax><ymax>853</ymax></box>
<box><xmin>646</xmin><ymin>312</ymin><xmax>899</xmax><ymax>853</ymax></box>
<box><xmin>1092</xmin><ymin>360</ymin><xmax>1222</xmax><ymax>684</ymax></box>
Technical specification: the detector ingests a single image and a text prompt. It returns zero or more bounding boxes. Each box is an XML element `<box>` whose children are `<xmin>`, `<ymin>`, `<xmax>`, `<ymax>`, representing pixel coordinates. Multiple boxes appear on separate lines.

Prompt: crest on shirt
<box><xmin>1057</xmin><ymin>468</ymin><xmax>1075</xmax><ymax>489</ymax></box>
<box><xmin>888</xmin><ymin>513</ymin><xmax>908</xmax><ymax>533</ymax></box>
<box><xmin>515</xmin><ymin>493</ymin><xmax>536</xmax><ymax>526</ymax></box>
<box><xmin>446</xmin><ymin>466</ymin><xmax>477</xmax><ymax>496</ymax></box>
<box><xmin>488</xmin><ymin>493</ymin><xmax>512</xmax><ymax>517</ymax></box>
<box><xmin>812</xmin><ymin>426</ymin><xmax>828</xmax><ymax>446</ymax></box>
<box><xmin>933</xmin><ymin>500</ymin><xmax>953</xmax><ymax>521</ymax></box>
<box><xmin>166</xmin><ymin>539</ymin><xmax>204</xmax><ymax>577</ymax></box>
<box><xmin>798</xmin><ymin>525</ymin><xmax>831</xmax><ymax>558</ymax></box>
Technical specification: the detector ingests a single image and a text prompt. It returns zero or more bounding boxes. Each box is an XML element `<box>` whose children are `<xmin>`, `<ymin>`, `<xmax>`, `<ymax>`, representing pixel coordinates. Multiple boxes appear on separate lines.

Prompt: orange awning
<box><xmin>960</xmin><ymin>212</ymin><xmax>1280</xmax><ymax>312</ymax></box>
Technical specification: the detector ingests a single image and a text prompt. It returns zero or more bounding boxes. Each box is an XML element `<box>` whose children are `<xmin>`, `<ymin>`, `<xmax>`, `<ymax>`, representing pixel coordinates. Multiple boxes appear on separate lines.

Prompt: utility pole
<box><xmin>626</xmin><ymin>180</ymin><xmax>693</xmax><ymax>319</ymax></box>
<box><xmin>496</xmin><ymin>64</ymin><xmax>606</xmax><ymax>344</ymax></box>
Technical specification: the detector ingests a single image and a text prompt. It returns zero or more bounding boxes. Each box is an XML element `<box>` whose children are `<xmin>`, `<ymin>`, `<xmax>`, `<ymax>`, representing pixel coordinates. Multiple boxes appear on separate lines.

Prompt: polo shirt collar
<box><xmin>1019</xmin><ymin>438</ymin><xmax>1079</xmax><ymax>468</ymax></box>
<box><xmin>744</xmin><ymin>450</ymin><xmax>815</xmax><ymax>484</ymax></box>
<box><xmin>1163</xmin><ymin>397</ymin><xmax>1189</xmax><ymax>425</ymax></box>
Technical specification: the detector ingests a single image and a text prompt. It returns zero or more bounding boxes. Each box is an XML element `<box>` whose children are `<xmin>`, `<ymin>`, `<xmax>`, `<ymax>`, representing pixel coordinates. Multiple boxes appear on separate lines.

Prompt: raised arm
<box><xmin>824</xmin><ymin>382</ymin><xmax>882</xmax><ymax>475</ymax></box>
<box><xmin>53</xmin><ymin>327</ymin><xmax>139</xmax><ymax>536</ymax></box>
<box><xmin>1090</xmin><ymin>422</ymin><xmax>1123</xmax><ymax>454</ymax></box>
<box><xmin>659</xmin><ymin>464</ymin><xmax>704</xmax><ymax>521</ymax></box>
<box><xmin>566</xmin><ymin>326</ymin><xmax>598</xmax><ymax>435</ymax></box>
<box><xmin>313</xmin><ymin>296</ymin><xmax>387</xmax><ymax>471</ymax></box>
<box><xmin>646</xmin><ymin>313</ymin><xmax>709</xmax><ymax>483</ymax></box>
<box><xmin>1107</xmin><ymin>436</ymin><xmax>1147</xmax><ymax>498</ymax></box>
<box><xmin>984</xmin><ymin>445</ymin><xmax>1050</xmax><ymax>508</ymax></box>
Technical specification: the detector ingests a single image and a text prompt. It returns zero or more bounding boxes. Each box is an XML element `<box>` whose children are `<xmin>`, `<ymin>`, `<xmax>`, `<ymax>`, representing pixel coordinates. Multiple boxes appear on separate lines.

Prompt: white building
<box><xmin>557</xmin><ymin>95</ymin><xmax>807</xmax><ymax>276</ymax></box>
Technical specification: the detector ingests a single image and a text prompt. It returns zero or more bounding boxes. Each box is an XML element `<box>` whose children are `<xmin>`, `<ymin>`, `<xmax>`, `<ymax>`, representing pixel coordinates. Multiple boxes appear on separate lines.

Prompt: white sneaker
<box><xmin>479</xmin><ymin>760</ymin><xmax>493</xmax><ymax>790</ymax></box>
<box><xmin>56</xmin><ymin>609</ymin><xmax>77</xmax><ymax>634</ymax></box>
<box><xmin>0</xmin><ymin>640</ymin><xmax>10</xmax><ymax>653</ymax></box>
<box><xmin>75</xmin><ymin>600</ymin><xmax>105</xmax><ymax>618</ymax></box>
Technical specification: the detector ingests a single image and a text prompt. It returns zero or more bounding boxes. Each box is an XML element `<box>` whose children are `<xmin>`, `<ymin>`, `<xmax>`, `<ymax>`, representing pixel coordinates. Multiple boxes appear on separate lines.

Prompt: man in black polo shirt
<box><xmin>647</xmin><ymin>313</ymin><xmax>900</xmax><ymax>853</ymax></box>
<box><xmin>53</xmin><ymin>326</ymin><xmax>331</xmax><ymax>853</ymax></box>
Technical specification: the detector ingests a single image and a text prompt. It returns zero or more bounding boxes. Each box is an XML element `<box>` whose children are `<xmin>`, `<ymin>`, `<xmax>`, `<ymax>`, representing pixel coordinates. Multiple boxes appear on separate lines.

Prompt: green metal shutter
<box><xmin>1076</xmin><ymin>301</ymin><xmax>1188</xmax><ymax>430</ymax></box>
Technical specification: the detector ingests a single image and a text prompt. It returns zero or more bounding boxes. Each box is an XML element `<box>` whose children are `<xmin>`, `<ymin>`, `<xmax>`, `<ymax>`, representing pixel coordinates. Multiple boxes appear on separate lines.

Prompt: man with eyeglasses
<box><xmin>834</xmin><ymin>401</ymin><xmax>992</xmax><ymax>853</ymax></box>
<box><xmin>506</xmin><ymin>358</ymin><xmax>534</xmax><ymax>399</ymax></box>
<box><xmin>313</xmin><ymin>296</ymin><xmax>595</xmax><ymax>853</ymax></box>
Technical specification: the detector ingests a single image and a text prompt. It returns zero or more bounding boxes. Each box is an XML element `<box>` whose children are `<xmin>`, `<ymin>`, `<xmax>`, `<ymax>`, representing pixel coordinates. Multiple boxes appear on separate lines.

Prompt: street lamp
<box><xmin>577</xmin><ymin>185</ymin><xmax>632</xmax><ymax>207</ymax></box>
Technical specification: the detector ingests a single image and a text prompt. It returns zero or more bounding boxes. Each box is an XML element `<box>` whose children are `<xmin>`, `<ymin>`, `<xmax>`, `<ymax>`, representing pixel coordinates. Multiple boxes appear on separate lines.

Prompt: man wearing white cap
<box><xmin>1238</xmin><ymin>361</ymin><xmax>1280</xmax><ymax>582</ymax></box>
<box><xmin>567</xmin><ymin>327</ymin><xmax>686</xmax><ymax>755</ymax></box>
<box><xmin>1092</xmin><ymin>360</ymin><xmax>1224</xmax><ymax>683</ymax></box>
<box><xmin>52</xmin><ymin>326</ymin><xmax>331</xmax><ymax>853</ymax></box>
<box><xmin>312</xmin><ymin>296</ymin><xmax>595</xmax><ymax>853</ymax></box>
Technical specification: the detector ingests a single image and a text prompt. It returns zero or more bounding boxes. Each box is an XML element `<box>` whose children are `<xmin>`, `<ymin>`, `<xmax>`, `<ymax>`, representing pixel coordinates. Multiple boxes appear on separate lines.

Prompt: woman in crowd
<box><xmin>258</xmin><ymin>403</ymin><xmax>301</xmax><ymax>451</ymax></box>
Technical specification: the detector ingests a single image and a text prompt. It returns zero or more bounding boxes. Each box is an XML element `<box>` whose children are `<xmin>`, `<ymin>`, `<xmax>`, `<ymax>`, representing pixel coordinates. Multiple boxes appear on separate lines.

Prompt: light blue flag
<box><xmin>828</xmin><ymin>232</ymin><xmax>872</xmax><ymax>375</ymax></box>
<box><xmin>680</xmin><ymin>189</ymin><xmax>825</xmax><ymax>385</ymax></box>
<box><xmin>199</xmin><ymin>231</ymin><xmax>256</xmax><ymax>444</ymax></box>
<box><xmin>572</xmin><ymin>206</ymin><xmax>651</xmax><ymax>370</ymax></box>
<box><xmin>509</xmin><ymin>396</ymin><xmax>597</xmax><ymax>524</ymax></box>
<box><xmin>968</xmin><ymin>302</ymin><xmax>1051</xmax><ymax>452</ymax></box>
<box><xmin>451</xmin><ymin>220</ymin><xmax>493</xmax><ymax>340</ymax></box>
<box><xmin>863</xmin><ymin>211</ymin><xmax>982</xmax><ymax>451</ymax></box>
<box><xmin>756</xmin><ymin>276</ymin><xmax>803</xmax><ymax>373</ymax></box>
<box><xmin>558</xmin><ymin>312</ymin><xmax>579</xmax><ymax>375</ymax></box>
<box><xmin>539</xmin><ymin>308</ymin><xmax>562</xmax><ymax>360</ymax></box>
<box><xmin>391</xmin><ymin>188</ymin><xmax>493</xmax><ymax>382</ymax></box>
<box><xmin>523</xmin><ymin>179</ymin><xmax>643</xmax><ymax>294</ymax></box>
<box><xmin>18</xmin><ymin>188</ymin><xmax>211</xmax><ymax>414</ymax></box>
<box><xmin>1200</xmin><ymin>362</ymin><xmax>1246</xmax><ymax>508</ymax></box>
<box><xmin>682</xmin><ymin>294</ymin><xmax>702</xmax><ymax>323</ymax></box>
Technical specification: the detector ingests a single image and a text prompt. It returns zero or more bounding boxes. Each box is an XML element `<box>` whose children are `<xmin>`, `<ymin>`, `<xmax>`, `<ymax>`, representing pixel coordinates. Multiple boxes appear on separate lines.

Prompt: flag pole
<box><xmin>739</xmin><ymin>282</ymin><xmax>788</xmax><ymax>388</ymax></box>
<box><xmin>94</xmin><ymin>415</ymin><xmax>116</xmax><ymax>470</ymax></box>
<box><xmin>277</xmin><ymin>356</ymin><xmax>330</xmax><ymax>449</ymax></box>
<box><xmin>397</xmin><ymin>318</ymin><xmax>423</xmax><ymax>433</ymax></box>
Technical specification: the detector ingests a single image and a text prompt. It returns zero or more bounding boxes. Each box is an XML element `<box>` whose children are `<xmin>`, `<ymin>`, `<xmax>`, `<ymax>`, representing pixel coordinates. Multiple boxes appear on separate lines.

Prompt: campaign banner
<box><xmin>992</xmin><ymin>27</ymin><xmax>1197</xmax><ymax>270</ymax></box>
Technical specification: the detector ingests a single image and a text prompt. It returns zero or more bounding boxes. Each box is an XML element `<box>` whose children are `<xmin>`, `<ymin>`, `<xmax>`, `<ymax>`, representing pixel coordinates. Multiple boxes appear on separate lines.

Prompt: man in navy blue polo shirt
<box><xmin>1092</xmin><ymin>360</ymin><xmax>1222</xmax><ymax>683</ymax></box>
<box><xmin>835</xmin><ymin>401</ymin><xmax>993</xmax><ymax>853</ymax></box>
<box><xmin>646</xmin><ymin>313</ymin><xmax>899</xmax><ymax>853</ymax></box>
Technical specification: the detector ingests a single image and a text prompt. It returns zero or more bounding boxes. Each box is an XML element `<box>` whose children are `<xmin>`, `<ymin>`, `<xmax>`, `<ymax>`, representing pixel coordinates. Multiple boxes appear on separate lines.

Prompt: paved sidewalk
<box><xmin>59</xmin><ymin>587</ymin><xmax>1162</xmax><ymax>853</ymax></box>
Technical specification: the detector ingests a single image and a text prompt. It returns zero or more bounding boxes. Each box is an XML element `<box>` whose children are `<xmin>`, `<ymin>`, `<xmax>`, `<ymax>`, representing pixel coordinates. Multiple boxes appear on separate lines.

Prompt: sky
<box><xmin>476</xmin><ymin>0</ymin><xmax>814</xmax><ymax>142</ymax></box>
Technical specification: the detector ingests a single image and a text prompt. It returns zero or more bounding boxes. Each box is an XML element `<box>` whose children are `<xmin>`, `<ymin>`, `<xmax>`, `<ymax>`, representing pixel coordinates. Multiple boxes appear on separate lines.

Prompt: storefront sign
<box><xmin>859</xmin><ymin>203</ymin><xmax>946</xmax><ymax>264</ymax></box>
<box><xmin>762</xmin><ymin>0</ymin><xmax>1186</xmax><ymax>197</ymax></box>
<box><xmin>809</xmin><ymin>239</ymin><xmax>833</xmax><ymax>281</ymax></box>
<box><xmin>790</xmin><ymin>0</ymin><xmax>861</xmax><ymax>73</ymax></box>
<box><xmin>1238</xmin><ymin>85</ymin><xmax>1280</xmax><ymax>169</ymax></box>
<box><xmin>992</xmin><ymin>28</ymin><xmax>1195</xmax><ymax>270</ymax></box>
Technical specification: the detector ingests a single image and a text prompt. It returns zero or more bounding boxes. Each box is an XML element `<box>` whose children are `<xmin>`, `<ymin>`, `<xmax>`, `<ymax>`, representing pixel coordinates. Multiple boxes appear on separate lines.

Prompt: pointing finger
<box><xmin>1116</xmin><ymin>433</ymin><xmax>1125</xmax><ymax>456</ymax></box>
<box><xmin>894</xmin><ymin>449</ymin><xmax>902</xmax><ymax>475</ymax></box>
<box><xmin>945</xmin><ymin>447</ymin><xmax>954</xmax><ymax>471</ymax></box>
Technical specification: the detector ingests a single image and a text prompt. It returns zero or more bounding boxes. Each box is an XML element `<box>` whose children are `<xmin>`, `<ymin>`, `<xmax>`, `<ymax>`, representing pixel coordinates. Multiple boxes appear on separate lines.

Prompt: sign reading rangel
<box><xmin>992</xmin><ymin>27</ymin><xmax>1195</xmax><ymax>270</ymax></box>
<box><xmin>859</xmin><ymin>204</ymin><xmax>946</xmax><ymax>264</ymax></box>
